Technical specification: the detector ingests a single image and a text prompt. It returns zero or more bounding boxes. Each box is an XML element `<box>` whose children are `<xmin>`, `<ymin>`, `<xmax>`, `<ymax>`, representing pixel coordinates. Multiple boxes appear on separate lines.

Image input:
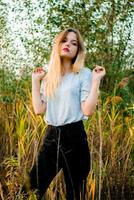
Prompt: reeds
<box><xmin>0</xmin><ymin>87</ymin><xmax>134</xmax><ymax>200</ymax></box>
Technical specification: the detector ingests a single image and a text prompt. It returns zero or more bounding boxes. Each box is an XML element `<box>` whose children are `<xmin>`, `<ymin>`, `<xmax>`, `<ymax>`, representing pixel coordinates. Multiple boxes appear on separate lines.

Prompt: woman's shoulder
<box><xmin>79</xmin><ymin>67</ymin><xmax>92</xmax><ymax>77</ymax></box>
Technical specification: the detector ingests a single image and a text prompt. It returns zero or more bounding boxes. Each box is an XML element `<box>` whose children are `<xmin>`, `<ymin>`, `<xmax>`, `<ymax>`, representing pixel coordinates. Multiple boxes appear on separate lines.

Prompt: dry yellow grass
<box><xmin>0</xmin><ymin>88</ymin><xmax>134</xmax><ymax>199</ymax></box>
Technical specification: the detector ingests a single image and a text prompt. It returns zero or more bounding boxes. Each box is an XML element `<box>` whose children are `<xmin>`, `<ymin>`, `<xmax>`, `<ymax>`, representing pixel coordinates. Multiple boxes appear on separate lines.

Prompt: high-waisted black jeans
<box><xmin>29</xmin><ymin>120</ymin><xmax>90</xmax><ymax>200</ymax></box>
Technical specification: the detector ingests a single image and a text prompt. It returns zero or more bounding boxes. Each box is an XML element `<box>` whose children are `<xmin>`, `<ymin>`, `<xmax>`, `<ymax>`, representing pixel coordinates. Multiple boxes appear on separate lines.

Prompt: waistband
<box><xmin>48</xmin><ymin>120</ymin><xmax>83</xmax><ymax>130</ymax></box>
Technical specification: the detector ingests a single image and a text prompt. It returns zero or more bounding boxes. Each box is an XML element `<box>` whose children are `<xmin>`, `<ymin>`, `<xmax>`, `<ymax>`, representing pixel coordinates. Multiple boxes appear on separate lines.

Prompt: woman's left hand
<box><xmin>92</xmin><ymin>65</ymin><xmax>106</xmax><ymax>83</ymax></box>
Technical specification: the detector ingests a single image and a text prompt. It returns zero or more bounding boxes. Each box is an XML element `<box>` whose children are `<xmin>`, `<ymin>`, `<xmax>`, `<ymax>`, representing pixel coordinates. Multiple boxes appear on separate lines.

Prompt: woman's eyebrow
<box><xmin>64</xmin><ymin>37</ymin><xmax>78</xmax><ymax>42</ymax></box>
<box><xmin>71</xmin><ymin>39</ymin><xmax>78</xmax><ymax>42</ymax></box>
<box><xmin>64</xmin><ymin>37</ymin><xmax>78</xmax><ymax>43</ymax></box>
<box><xmin>67</xmin><ymin>39</ymin><xmax>78</xmax><ymax>43</ymax></box>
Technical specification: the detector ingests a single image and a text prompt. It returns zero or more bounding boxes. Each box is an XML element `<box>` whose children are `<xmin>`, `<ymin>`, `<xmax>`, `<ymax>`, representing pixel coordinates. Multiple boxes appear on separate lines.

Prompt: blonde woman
<box><xmin>27</xmin><ymin>28</ymin><xmax>105</xmax><ymax>200</ymax></box>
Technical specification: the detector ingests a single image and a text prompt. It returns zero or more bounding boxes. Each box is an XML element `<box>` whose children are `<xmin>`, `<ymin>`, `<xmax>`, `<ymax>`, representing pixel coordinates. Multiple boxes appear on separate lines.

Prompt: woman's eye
<box><xmin>62</xmin><ymin>39</ymin><xmax>67</xmax><ymax>43</ymax></box>
<box><xmin>72</xmin><ymin>43</ymin><xmax>77</xmax><ymax>46</ymax></box>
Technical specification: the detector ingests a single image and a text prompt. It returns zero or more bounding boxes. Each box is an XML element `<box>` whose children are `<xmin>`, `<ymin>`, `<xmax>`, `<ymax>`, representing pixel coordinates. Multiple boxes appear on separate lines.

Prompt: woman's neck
<box><xmin>61</xmin><ymin>58</ymin><xmax>73</xmax><ymax>74</ymax></box>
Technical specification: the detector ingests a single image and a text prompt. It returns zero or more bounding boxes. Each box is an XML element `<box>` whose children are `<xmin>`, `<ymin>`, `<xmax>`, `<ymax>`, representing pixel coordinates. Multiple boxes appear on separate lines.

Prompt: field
<box><xmin>0</xmin><ymin>78</ymin><xmax>133</xmax><ymax>200</ymax></box>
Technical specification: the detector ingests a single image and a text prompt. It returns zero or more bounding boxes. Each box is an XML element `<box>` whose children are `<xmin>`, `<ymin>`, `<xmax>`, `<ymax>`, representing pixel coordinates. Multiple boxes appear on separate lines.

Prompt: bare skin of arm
<box><xmin>32</xmin><ymin>68</ymin><xmax>46</xmax><ymax>114</ymax></box>
<box><xmin>81</xmin><ymin>65</ymin><xmax>106</xmax><ymax>116</ymax></box>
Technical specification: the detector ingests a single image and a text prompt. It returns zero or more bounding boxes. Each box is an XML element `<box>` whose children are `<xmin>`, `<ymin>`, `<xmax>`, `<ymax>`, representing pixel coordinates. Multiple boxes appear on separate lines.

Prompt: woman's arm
<box><xmin>32</xmin><ymin>68</ymin><xmax>46</xmax><ymax>115</ymax></box>
<box><xmin>81</xmin><ymin>65</ymin><xmax>106</xmax><ymax>116</ymax></box>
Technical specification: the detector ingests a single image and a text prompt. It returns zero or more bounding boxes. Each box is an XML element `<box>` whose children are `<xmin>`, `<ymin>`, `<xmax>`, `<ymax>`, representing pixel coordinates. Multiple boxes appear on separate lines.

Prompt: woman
<box><xmin>27</xmin><ymin>28</ymin><xmax>105</xmax><ymax>200</ymax></box>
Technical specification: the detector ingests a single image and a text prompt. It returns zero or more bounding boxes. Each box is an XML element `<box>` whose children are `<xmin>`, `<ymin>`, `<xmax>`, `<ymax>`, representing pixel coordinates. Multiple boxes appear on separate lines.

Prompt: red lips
<box><xmin>63</xmin><ymin>47</ymin><xmax>70</xmax><ymax>52</ymax></box>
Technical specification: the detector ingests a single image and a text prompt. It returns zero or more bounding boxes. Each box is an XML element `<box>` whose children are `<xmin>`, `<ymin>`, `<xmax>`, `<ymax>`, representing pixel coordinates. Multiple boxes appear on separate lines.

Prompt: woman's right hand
<box><xmin>32</xmin><ymin>67</ymin><xmax>46</xmax><ymax>81</ymax></box>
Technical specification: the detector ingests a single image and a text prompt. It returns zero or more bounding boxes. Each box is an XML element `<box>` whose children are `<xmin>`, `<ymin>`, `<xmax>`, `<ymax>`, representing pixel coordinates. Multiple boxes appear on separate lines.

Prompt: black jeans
<box><xmin>29</xmin><ymin>120</ymin><xmax>90</xmax><ymax>200</ymax></box>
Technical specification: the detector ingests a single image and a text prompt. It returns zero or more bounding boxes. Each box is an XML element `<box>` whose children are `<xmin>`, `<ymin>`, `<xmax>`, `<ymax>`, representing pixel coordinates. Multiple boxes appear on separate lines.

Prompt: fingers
<box><xmin>94</xmin><ymin>65</ymin><xmax>105</xmax><ymax>73</ymax></box>
<box><xmin>93</xmin><ymin>66</ymin><xmax>106</xmax><ymax>78</ymax></box>
<box><xmin>33</xmin><ymin>67</ymin><xmax>45</xmax><ymax>74</ymax></box>
<box><xmin>32</xmin><ymin>67</ymin><xmax>46</xmax><ymax>81</ymax></box>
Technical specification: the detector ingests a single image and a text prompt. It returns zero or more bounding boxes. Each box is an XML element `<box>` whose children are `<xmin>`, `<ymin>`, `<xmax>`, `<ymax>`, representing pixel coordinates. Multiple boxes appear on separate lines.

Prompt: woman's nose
<box><xmin>65</xmin><ymin>41</ymin><xmax>70</xmax><ymax>46</ymax></box>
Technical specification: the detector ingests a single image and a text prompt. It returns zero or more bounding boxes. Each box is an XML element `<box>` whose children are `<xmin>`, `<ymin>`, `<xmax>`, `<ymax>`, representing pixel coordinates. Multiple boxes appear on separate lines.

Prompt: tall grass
<box><xmin>0</xmin><ymin>87</ymin><xmax>134</xmax><ymax>200</ymax></box>
<box><xmin>85</xmin><ymin>93</ymin><xmax>134</xmax><ymax>200</ymax></box>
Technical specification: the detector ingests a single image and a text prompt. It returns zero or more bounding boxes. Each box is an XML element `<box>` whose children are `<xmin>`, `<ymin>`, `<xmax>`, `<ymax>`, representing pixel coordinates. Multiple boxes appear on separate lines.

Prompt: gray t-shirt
<box><xmin>40</xmin><ymin>67</ymin><xmax>92</xmax><ymax>126</ymax></box>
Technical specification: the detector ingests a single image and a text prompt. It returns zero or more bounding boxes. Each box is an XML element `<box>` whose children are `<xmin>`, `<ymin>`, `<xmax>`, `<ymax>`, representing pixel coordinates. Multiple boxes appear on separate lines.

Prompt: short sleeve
<box><xmin>80</xmin><ymin>68</ymin><xmax>92</xmax><ymax>102</ymax></box>
<box><xmin>40</xmin><ymin>80</ymin><xmax>47</xmax><ymax>103</ymax></box>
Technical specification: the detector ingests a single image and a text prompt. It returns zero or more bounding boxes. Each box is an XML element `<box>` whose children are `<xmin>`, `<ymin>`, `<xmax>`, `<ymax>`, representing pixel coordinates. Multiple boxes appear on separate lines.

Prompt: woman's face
<box><xmin>59</xmin><ymin>32</ymin><xmax>78</xmax><ymax>60</ymax></box>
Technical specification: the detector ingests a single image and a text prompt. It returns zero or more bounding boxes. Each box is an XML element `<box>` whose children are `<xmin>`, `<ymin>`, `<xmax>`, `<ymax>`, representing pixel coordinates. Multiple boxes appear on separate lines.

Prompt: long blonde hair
<box><xmin>45</xmin><ymin>28</ymin><xmax>85</xmax><ymax>97</ymax></box>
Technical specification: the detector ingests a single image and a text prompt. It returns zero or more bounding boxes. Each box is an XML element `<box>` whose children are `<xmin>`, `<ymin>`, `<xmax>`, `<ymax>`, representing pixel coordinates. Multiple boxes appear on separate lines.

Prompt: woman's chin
<box><xmin>60</xmin><ymin>54</ymin><xmax>73</xmax><ymax>60</ymax></box>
